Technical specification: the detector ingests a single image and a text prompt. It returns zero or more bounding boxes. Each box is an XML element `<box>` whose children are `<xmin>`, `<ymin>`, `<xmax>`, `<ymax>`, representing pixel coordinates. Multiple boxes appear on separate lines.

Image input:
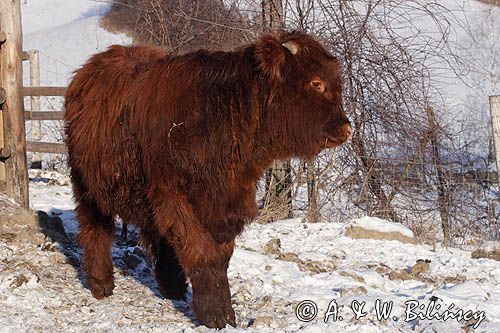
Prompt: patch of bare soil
<box><xmin>387</xmin><ymin>259</ymin><xmax>466</xmax><ymax>285</ymax></box>
<box><xmin>0</xmin><ymin>193</ymin><xmax>43</xmax><ymax>247</ymax></box>
<box><xmin>262</xmin><ymin>238</ymin><xmax>337</xmax><ymax>274</ymax></box>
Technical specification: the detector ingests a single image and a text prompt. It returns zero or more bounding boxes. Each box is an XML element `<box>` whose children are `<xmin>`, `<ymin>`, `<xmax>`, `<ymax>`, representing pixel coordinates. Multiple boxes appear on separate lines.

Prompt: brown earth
<box><xmin>0</xmin><ymin>193</ymin><xmax>44</xmax><ymax>247</ymax></box>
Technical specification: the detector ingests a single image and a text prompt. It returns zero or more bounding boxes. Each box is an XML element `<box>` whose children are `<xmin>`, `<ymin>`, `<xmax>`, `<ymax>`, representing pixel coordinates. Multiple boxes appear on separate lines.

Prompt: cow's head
<box><xmin>256</xmin><ymin>31</ymin><xmax>351</xmax><ymax>159</ymax></box>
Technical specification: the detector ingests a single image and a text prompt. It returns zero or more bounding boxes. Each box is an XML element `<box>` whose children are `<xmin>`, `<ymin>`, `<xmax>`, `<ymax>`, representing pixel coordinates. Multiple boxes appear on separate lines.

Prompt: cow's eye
<box><xmin>310</xmin><ymin>79</ymin><xmax>326</xmax><ymax>93</ymax></box>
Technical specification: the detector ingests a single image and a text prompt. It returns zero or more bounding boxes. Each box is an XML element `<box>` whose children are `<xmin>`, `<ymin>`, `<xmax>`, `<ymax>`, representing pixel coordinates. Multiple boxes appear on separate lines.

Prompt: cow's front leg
<box><xmin>188</xmin><ymin>240</ymin><xmax>235</xmax><ymax>329</ymax></box>
<box><xmin>172</xmin><ymin>228</ymin><xmax>235</xmax><ymax>328</ymax></box>
<box><xmin>152</xmin><ymin>195</ymin><xmax>235</xmax><ymax>328</ymax></box>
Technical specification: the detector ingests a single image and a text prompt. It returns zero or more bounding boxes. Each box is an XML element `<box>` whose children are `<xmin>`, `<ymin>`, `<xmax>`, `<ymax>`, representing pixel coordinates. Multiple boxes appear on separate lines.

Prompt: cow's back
<box><xmin>64</xmin><ymin>44</ymin><xmax>166</xmax><ymax>222</ymax></box>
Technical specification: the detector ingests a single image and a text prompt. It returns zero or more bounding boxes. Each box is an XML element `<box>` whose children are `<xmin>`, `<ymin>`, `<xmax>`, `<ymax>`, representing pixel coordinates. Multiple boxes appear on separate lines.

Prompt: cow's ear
<box><xmin>255</xmin><ymin>35</ymin><xmax>287</xmax><ymax>81</ymax></box>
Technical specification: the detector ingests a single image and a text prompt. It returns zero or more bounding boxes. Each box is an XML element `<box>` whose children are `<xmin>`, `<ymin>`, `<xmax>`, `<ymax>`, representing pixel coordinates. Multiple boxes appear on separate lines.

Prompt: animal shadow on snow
<box><xmin>35</xmin><ymin>209</ymin><xmax>195</xmax><ymax>324</ymax></box>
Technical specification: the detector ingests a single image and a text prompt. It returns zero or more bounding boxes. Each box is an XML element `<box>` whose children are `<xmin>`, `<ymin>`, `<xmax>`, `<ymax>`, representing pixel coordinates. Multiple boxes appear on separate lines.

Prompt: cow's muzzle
<box><xmin>322</xmin><ymin>121</ymin><xmax>352</xmax><ymax>148</ymax></box>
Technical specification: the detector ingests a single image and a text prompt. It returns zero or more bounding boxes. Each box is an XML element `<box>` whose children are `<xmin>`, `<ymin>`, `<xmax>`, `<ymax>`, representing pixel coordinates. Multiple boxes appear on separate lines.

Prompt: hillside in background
<box><xmin>21</xmin><ymin>0</ymin><xmax>129</xmax><ymax>87</ymax></box>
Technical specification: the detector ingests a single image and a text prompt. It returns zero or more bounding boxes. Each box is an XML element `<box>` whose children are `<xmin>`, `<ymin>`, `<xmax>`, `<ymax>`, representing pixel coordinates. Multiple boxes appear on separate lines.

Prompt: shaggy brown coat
<box><xmin>64</xmin><ymin>31</ymin><xmax>351</xmax><ymax>329</ymax></box>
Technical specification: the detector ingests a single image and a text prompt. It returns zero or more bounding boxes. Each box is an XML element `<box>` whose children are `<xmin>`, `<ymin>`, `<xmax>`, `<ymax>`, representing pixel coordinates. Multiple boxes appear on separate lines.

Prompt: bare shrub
<box><xmin>271</xmin><ymin>0</ymin><xmax>500</xmax><ymax>244</ymax></box>
<box><xmin>100</xmin><ymin>0</ymin><xmax>254</xmax><ymax>53</ymax></box>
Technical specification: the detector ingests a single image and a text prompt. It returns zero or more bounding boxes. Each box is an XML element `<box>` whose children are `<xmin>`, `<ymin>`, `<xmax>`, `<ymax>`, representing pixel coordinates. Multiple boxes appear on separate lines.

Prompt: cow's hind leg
<box><xmin>155</xmin><ymin>240</ymin><xmax>188</xmax><ymax>300</ymax></box>
<box><xmin>76</xmin><ymin>200</ymin><xmax>116</xmax><ymax>299</ymax></box>
<box><xmin>142</xmin><ymin>227</ymin><xmax>188</xmax><ymax>300</ymax></box>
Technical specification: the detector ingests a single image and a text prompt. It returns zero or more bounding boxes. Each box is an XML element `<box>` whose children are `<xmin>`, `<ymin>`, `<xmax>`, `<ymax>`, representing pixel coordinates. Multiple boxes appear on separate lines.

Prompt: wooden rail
<box><xmin>26</xmin><ymin>141</ymin><xmax>67</xmax><ymax>154</ymax></box>
<box><xmin>24</xmin><ymin>109</ymin><xmax>67</xmax><ymax>154</ymax></box>
<box><xmin>25</xmin><ymin>111</ymin><xmax>65</xmax><ymax>120</ymax></box>
<box><xmin>22</xmin><ymin>48</ymin><xmax>68</xmax><ymax>157</ymax></box>
<box><xmin>23</xmin><ymin>86</ymin><xmax>66</xmax><ymax>96</ymax></box>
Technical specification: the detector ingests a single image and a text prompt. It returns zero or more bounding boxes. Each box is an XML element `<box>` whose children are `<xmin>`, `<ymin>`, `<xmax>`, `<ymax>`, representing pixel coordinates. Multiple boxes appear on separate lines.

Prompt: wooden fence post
<box><xmin>0</xmin><ymin>79</ymin><xmax>5</xmax><ymax>189</ymax></box>
<box><xmin>0</xmin><ymin>18</ymin><xmax>5</xmax><ymax>189</ymax></box>
<box><xmin>490</xmin><ymin>95</ymin><xmax>500</xmax><ymax>186</ymax></box>
<box><xmin>306</xmin><ymin>158</ymin><xmax>319</xmax><ymax>222</ymax></box>
<box><xmin>0</xmin><ymin>103</ymin><xmax>5</xmax><ymax>191</ymax></box>
<box><xmin>426</xmin><ymin>106</ymin><xmax>450</xmax><ymax>245</ymax></box>
<box><xmin>29</xmin><ymin>49</ymin><xmax>42</xmax><ymax>168</ymax></box>
<box><xmin>0</xmin><ymin>0</ymin><xmax>29</xmax><ymax>208</ymax></box>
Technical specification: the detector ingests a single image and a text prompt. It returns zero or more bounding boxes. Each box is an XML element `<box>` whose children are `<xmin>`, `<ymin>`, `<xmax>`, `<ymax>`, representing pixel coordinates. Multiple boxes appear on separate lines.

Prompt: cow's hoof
<box><xmin>88</xmin><ymin>276</ymin><xmax>115</xmax><ymax>299</ymax></box>
<box><xmin>197</xmin><ymin>306</ymin><xmax>236</xmax><ymax>329</ymax></box>
<box><xmin>193</xmin><ymin>294</ymin><xmax>236</xmax><ymax>329</ymax></box>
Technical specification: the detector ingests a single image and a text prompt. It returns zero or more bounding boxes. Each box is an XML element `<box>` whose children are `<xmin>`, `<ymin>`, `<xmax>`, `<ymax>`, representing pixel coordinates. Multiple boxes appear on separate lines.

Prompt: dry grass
<box><xmin>345</xmin><ymin>226</ymin><xmax>417</xmax><ymax>245</ymax></box>
<box><xmin>474</xmin><ymin>0</ymin><xmax>500</xmax><ymax>6</ymax></box>
<box><xmin>471</xmin><ymin>249</ymin><xmax>500</xmax><ymax>261</ymax></box>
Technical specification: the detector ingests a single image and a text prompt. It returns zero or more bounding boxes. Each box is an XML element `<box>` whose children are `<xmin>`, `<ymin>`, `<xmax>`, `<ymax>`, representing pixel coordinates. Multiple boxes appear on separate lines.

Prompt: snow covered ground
<box><xmin>1</xmin><ymin>174</ymin><xmax>499</xmax><ymax>332</ymax></box>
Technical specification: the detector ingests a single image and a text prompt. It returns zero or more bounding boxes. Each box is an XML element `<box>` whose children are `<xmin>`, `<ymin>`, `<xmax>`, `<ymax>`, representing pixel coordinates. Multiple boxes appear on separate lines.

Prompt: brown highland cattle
<box><xmin>64</xmin><ymin>31</ymin><xmax>351</xmax><ymax>328</ymax></box>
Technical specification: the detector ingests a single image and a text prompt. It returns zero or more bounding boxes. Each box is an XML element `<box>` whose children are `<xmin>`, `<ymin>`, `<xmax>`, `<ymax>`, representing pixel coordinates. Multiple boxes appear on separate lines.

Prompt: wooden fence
<box><xmin>0</xmin><ymin>0</ymin><xmax>66</xmax><ymax>208</ymax></box>
<box><xmin>24</xmin><ymin>86</ymin><xmax>67</xmax><ymax>155</ymax></box>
